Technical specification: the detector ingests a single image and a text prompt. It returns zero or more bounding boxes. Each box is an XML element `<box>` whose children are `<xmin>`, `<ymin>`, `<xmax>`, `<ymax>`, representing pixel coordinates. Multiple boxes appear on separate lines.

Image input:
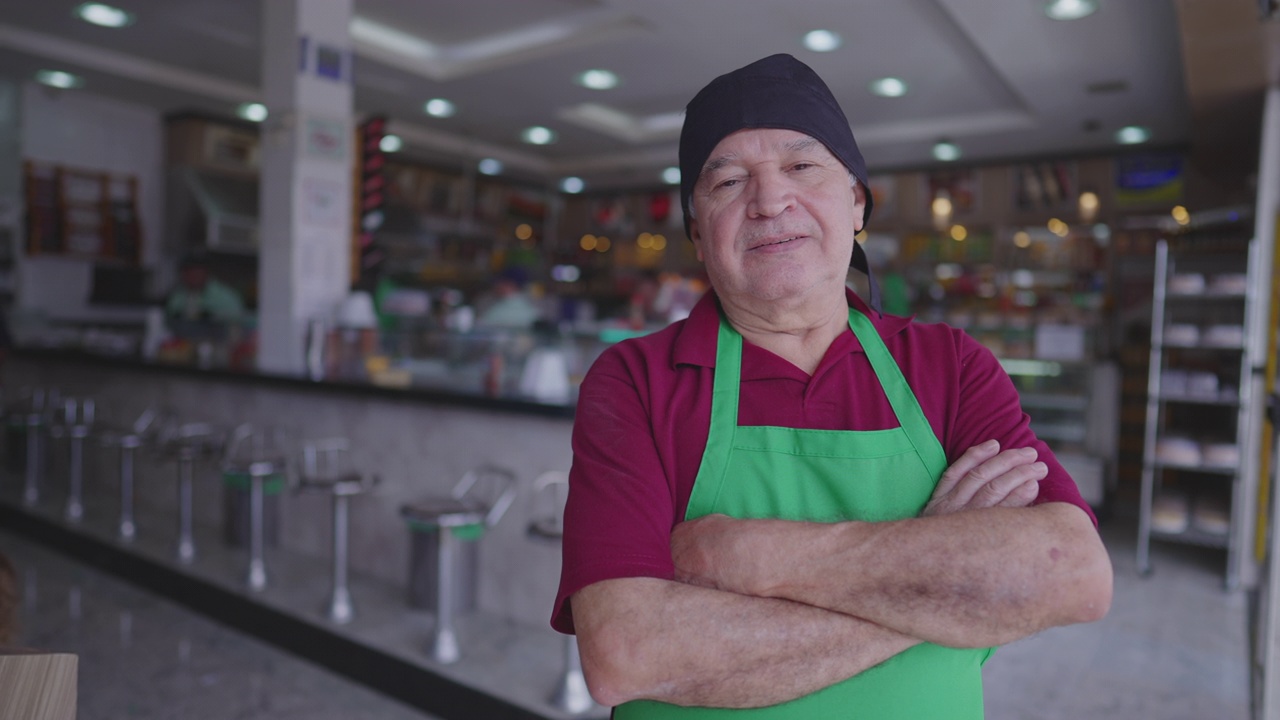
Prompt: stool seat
<box><xmin>527</xmin><ymin>516</ymin><xmax>563</xmax><ymax>542</ymax></box>
<box><xmin>299</xmin><ymin>471</ymin><xmax>376</xmax><ymax>496</ymax></box>
<box><xmin>401</xmin><ymin>498</ymin><xmax>488</xmax><ymax>528</ymax></box>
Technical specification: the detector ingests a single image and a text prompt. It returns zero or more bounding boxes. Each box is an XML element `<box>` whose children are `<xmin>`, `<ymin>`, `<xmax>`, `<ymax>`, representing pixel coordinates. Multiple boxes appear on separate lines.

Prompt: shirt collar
<box><xmin>672</xmin><ymin>287</ymin><xmax>913</xmax><ymax>368</ymax></box>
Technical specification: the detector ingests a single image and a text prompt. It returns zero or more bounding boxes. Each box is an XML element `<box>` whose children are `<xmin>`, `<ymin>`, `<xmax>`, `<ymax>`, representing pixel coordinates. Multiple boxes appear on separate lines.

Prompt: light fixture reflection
<box><xmin>478</xmin><ymin>158</ymin><xmax>503</xmax><ymax>175</ymax></box>
<box><xmin>237</xmin><ymin>103</ymin><xmax>268</xmax><ymax>122</ymax></box>
<box><xmin>76</xmin><ymin>2</ymin><xmax>134</xmax><ymax>28</ymax></box>
<box><xmin>36</xmin><ymin>70</ymin><xmax>84</xmax><ymax>89</ymax></box>
<box><xmin>577</xmin><ymin>69</ymin><xmax>619</xmax><ymax>90</ymax></box>
<box><xmin>803</xmin><ymin>30</ymin><xmax>842</xmax><ymax>52</ymax></box>
<box><xmin>561</xmin><ymin>176</ymin><xmax>584</xmax><ymax>193</ymax></box>
<box><xmin>379</xmin><ymin>134</ymin><xmax>403</xmax><ymax>152</ymax></box>
<box><xmin>932</xmin><ymin>141</ymin><xmax>961</xmax><ymax>162</ymax></box>
<box><xmin>1115</xmin><ymin>125</ymin><xmax>1150</xmax><ymax>145</ymax></box>
<box><xmin>869</xmin><ymin>77</ymin><xmax>908</xmax><ymax>98</ymax></box>
<box><xmin>523</xmin><ymin>126</ymin><xmax>556</xmax><ymax>145</ymax></box>
<box><xmin>1044</xmin><ymin>0</ymin><xmax>1098</xmax><ymax>21</ymax></box>
<box><xmin>424</xmin><ymin>98</ymin><xmax>456</xmax><ymax>118</ymax></box>
<box><xmin>662</xmin><ymin>167</ymin><xmax>681</xmax><ymax>185</ymax></box>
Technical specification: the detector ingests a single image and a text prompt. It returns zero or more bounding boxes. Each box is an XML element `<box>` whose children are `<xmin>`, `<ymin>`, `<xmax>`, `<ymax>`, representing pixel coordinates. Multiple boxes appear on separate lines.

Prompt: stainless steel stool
<box><xmin>296</xmin><ymin>438</ymin><xmax>378</xmax><ymax>624</ymax></box>
<box><xmin>401</xmin><ymin>465</ymin><xmax>517</xmax><ymax>664</ymax></box>
<box><xmin>528</xmin><ymin>471</ymin><xmax>595</xmax><ymax>715</ymax></box>
<box><xmin>99</xmin><ymin>408</ymin><xmax>160</xmax><ymax>542</ymax></box>
<box><xmin>50</xmin><ymin>397</ymin><xmax>95</xmax><ymax>523</ymax></box>
<box><xmin>19</xmin><ymin>388</ymin><xmax>56</xmax><ymax>508</ymax></box>
<box><xmin>159</xmin><ymin>421</ymin><xmax>225</xmax><ymax>564</ymax></box>
<box><xmin>224</xmin><ymin>424</ymin><xmax>289</xmax><ymax>592</ymax></box>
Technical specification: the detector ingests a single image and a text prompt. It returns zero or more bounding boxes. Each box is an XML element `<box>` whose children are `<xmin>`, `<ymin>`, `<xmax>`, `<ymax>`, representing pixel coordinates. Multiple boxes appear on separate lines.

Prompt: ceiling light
<box><xmin>577</xmin><ymin>69</ymin><xmax>619</xmax><ymax>90</ymax></box>
<box><xmin>561</xmin><ymin>177</ymin><xmax>584</xmax><ymax>194</ymax></box>
<box><xmin>350</xmin><ymin>17</ymin><xmax>436</xmax><ymax>59</ymax></box>
<box><xmin>35</xmin><ymin>70</ymin><xmax>84</xmax><ymax>89</ymax></box>
<box><xmin>522</xmin><ymin>126</ymin><xmax>556</xmax><ymax>145</ymax></box>
<box><xmin>424</xmin><ymin>98</ymin><xmax>456</xmax><ymax>118</ymax></box>
<box><xmin>76</xmin><ymin>2</ymin><xmax>134</xmax><ymax>28</ymax></box>
<box><xmin>1013</xmin><ymin>230</ymin><xmax>1032</xmax><ymax>248</ymax></box>
<box><xmin>379</xmin><ymin>135</ymin><xmax>402</xmax><ymax>153</ymax></box>
<box><xmin>950</xmin><ymin>225</ymin><xmax>968</xmax><ymax>242</ymax></box>
<box><xmin>803</xmin><ymin>30</ymin><xmax>841</xmax><ymax>52</ymax></box>
<box><xmin>662</xmin><ymin>167</ymin><xmax>681</xmax><ymax>185</ymax></box>
<box><xmin>1044</xmin><ymin>0</ymin><xmax>1098</xmax><ymax>20</ymax></box>
<box><xmin>478</xmin><ymin>158</ymin><xmax>503</xmax><ymax>175</ymax></box>
<box><xmin>237</xmin><ymin>103</ymin><xmax>268</xmax><ymax>122</ymax></box>
<box><xmin>932</xmin><ymin>141</ymin><xmax>961</xmax><ymax>162</ymax></box>
<box><xmin>869</xmin><ymin>77</ymin><xmax>908</xmax><ymax>98</ymax></box>
<box><xmin>1115</xmin><ymin>125</ymin><xmax>1150</xmax><ymax>145</ymax></box>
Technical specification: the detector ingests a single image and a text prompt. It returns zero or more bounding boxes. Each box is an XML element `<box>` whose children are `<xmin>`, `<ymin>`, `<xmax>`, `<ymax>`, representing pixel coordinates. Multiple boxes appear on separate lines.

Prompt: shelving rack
<box><xmin>1137</xmin><ymin>236</ymin><xmax>1258</xmax><ymax>589</ymax></box>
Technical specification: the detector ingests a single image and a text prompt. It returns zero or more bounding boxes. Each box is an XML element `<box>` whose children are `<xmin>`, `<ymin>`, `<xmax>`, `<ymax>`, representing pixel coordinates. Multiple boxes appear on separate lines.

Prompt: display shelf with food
<box><xmin>1137</xmin><ymin>234</ymin><xmax>1258</xmax><ymax>589</ymax></box>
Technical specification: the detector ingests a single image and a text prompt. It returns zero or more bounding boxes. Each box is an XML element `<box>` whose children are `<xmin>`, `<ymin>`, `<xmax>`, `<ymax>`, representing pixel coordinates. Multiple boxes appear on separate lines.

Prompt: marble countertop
<box><xmin>0</xmin><ymin>528</ymin><xmax>441</xmax><ymax>720</ymax></box>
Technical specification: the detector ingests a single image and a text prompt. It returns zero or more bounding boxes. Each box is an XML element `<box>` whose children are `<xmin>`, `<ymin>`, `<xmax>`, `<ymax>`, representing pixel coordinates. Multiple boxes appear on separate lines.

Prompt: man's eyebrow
<box><xmin>786</xmin><ymin>136</ymin><xmax>822</xmax><ymax>154</ymax></box>
<box><xmin>700</xmin><ymin>136</ymin><xmax>825</xmax><ymax>177</ymax></box>
<box><xmin>701</xmin><ymin>154</ymin><xmax>737</xmax><ymax>176</ymax></box>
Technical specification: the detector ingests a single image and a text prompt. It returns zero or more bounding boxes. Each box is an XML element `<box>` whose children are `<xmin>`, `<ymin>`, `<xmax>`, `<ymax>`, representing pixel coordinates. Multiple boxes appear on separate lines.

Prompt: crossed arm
<box><xmin>571</xmin><ymin>441</ymin><xmax>1114</xmax><ymax>709</ymax></box>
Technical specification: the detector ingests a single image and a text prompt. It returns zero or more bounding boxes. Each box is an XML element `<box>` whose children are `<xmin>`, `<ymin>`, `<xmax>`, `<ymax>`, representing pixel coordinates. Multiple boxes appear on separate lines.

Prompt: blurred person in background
<box><xmin>165</xmin><ymin>253</ymin><xmax>245</xmax><ymax>324</ymax></box>
<box><xmin>476</xmin><ymin>266</ymin><xmax>543</xmax><ymax>330</ymax></box>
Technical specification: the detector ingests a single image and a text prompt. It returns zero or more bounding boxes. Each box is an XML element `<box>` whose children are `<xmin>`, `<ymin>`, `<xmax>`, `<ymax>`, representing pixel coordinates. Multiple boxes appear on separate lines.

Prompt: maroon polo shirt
<box><xmin>552</xmin><ymin>288</ymin><xmax>1095</xmax><ymax>633</ymax></box>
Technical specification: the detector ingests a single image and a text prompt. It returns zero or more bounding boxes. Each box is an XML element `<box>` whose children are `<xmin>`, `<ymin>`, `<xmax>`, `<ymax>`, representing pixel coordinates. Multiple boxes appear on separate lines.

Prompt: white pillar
<box><xmin>257</xmin><ymin>0</ymin><xmax>354</xmax><ymax>374</ymax></box>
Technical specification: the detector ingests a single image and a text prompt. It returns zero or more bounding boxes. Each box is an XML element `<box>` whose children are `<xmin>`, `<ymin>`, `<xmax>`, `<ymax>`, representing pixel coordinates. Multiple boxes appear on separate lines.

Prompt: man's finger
<box><xmin>933</xmin><ymin>440</ymin><xmax>1001</xmax><ymax>499</ymax></box>
<box><xmin>996</xmin><ymin>478</ymin><xmax>1041</xmax><ymax>508</ymax></box>
<box><xmin>970</xmin><ymin>462</ymin><xmax>1047</xmax><ymax>508</ymax></box>
<box><xmin>947</xmin><ymin>447</ymin><xmax>1039</xmax><ymax>507</ymax></box>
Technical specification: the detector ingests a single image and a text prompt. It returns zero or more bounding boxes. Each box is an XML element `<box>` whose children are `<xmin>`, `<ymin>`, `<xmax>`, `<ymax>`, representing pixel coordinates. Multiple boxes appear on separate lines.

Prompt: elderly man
<box><xmin>552</xmin><ymin>54</ymin><xmax>1112</xmax><ymax>718</ymax></box>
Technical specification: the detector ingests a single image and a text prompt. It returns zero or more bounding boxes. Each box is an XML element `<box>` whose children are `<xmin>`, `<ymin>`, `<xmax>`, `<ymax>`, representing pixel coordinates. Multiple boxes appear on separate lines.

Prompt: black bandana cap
<box><xmin>678</xmin><ymin>53</ymin><xmax>881</xmax><ymax>314</ymax></box>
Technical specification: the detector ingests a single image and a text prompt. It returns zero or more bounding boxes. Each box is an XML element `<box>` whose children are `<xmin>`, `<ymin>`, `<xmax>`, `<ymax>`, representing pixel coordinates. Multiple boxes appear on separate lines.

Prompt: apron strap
<box><xmin>846</xmin><ymin>309</ymin><xmax>949</xmax><ymax>480</ymax></box>
<box><xmin>686</xmin><ymin>316</ymin><xmax>744</xmax><ymax>518</ymax></box>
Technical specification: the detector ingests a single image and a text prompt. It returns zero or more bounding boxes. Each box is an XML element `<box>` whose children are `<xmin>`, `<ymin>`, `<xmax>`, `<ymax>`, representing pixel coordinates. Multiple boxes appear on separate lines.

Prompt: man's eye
<box><xmin>791</xmin><ymin>162</ymin><xmax>814</xmax><ymax>172</ymax></box>
<box><xmin>714</xmin><ymin>178</ymin><xmax>741</xmax><ymax>190</ymax></box>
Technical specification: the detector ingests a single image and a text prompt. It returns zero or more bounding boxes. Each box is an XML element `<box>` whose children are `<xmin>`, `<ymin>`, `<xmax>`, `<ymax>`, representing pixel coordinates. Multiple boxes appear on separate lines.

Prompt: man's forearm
<box><xmin>572</xmin><ymin>576</ymin><xmax>919</xmax><ymax>709</ymax></box>
<box><xmin>675</xmin><ymin>503</ymin><xmax>1112</xmax><ymax>648</ymax></box>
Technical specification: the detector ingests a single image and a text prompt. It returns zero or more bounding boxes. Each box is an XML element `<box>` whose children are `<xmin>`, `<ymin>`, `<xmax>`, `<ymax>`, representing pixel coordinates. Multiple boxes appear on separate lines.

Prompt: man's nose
<box><xmin>746</xmin><ymin>171</ymin><xmax>795</xmax><ymax>218</ymax></box>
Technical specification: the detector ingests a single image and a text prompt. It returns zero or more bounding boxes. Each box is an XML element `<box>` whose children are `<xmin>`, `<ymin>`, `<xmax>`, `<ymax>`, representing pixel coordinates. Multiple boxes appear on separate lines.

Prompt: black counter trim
<box><xmin>12</xmin><ymin>347</ymin><xmax>575</xmax><ymax>419</ymax></box>
<box><xmin>0</xmin><ymin>501</ymin><xmax>557</xmax><ymax>720</ymax></box>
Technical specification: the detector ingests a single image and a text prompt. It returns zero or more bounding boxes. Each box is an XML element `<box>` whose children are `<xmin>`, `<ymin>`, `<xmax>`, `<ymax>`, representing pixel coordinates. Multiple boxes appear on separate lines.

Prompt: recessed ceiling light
<box><xmin>1115</xmin><ymin>125</ymin><xmax>1150</xmax><ymax>144</ymax></box>
<box><xmin>35</xmin><ymin>70</ymin><xmax>84</xmax><ymax>89</ymax></box>
<box><xmin>237</xmin><ymin>103</ymin><xmax>268</xmax><ymax>123</ymax></box>
<box><xmin>869</xmin><ymin>77</ymin><xmax>908</xmax><ymax>98</ymax></box>
<box><xmin>478</xmin><ymin>158</ymin><xmax>503</xmax><ymax>175</ymax></box>
<box><xmin>561</xmin><ymin>177</ymin><xmax>584</xmax><ymax>194</ymax></box>
<box><xmin>522</xmin><ymin>126</ymin><xmax>556</xmax><ymax>145</ymax></box>
<box><xmin>576</xmin><ymin>69</ymin><xmax>619</xmax><ymax>90</ymax></box>
<box><xmin>1045</xmin><ymin>0</ymin><xmax>1098</xmax><ymax>21</ymax></box>
<box><xmin>803</xmin><ymin>29</ymin><xmax>841</xmax><ymax>52</ymax></box>
<box><xmin>76</xmin><ymin>2</ymin><xmax>134</xmax><ymax>28</ymax></box>
<box><xmin>662</xmin><ymin>167</ymin><xmax>681</xmax><ymax>185</ymax></box>
<box><xmin>932</xmin><ymin>141</ymin><xmax>961</xmax><ymax>162</ymax></box>
<box><xmin>423</xmin><ymin>98</ymin><xmax>455</xmax><ymax>118</ymax></box>
<box><xmin>379</xmin><ymin>134</ymin><xmax>402</xmax><ymax>153</ymax></box>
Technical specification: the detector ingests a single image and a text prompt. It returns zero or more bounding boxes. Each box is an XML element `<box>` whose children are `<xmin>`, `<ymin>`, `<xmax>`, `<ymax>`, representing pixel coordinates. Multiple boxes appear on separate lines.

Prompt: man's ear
<box><xmin>851</xmin><ymin>181</ymin><xmax>868</xmax><ymax>234</ymax></box>
<box><xmin>689</xmin><ymin>220</ymin><xmax>706</xmax><ymax>262</ymax></box>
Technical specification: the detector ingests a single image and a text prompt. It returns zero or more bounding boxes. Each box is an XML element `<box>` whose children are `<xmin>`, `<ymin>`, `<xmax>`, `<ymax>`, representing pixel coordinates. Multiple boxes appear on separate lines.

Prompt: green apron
<box><xmin>616</xmin><ymin>308</ymin><xmax>992</xmax><ymax>719</ymax></box>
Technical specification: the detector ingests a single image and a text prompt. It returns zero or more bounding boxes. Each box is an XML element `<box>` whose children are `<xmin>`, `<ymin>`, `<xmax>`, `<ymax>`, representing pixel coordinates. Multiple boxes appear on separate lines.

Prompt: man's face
<box><xmin>688</xmin><ymin>128</ymin><xmax>865</xmax><ymax>308</ymax></box>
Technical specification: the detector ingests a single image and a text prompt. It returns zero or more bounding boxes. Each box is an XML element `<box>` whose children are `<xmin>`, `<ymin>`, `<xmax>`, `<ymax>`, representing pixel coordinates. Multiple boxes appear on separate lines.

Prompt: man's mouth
<box><xmin>750</xmin><ymin>235</ymin><xmax>803</xmax><ymax>250</ymax></box>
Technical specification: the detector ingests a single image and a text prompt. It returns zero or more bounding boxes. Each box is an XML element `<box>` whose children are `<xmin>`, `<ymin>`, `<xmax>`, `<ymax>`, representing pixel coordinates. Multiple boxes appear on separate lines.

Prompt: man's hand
<box><xmin>672</xmin><ymin>514</ymin><xmax>776</xmax><ymax>596</ymax></box>
<box><xmin>922</xmin><ymin>440</ymin><xmax>1045</xmax><ymax>517</ymax></box>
